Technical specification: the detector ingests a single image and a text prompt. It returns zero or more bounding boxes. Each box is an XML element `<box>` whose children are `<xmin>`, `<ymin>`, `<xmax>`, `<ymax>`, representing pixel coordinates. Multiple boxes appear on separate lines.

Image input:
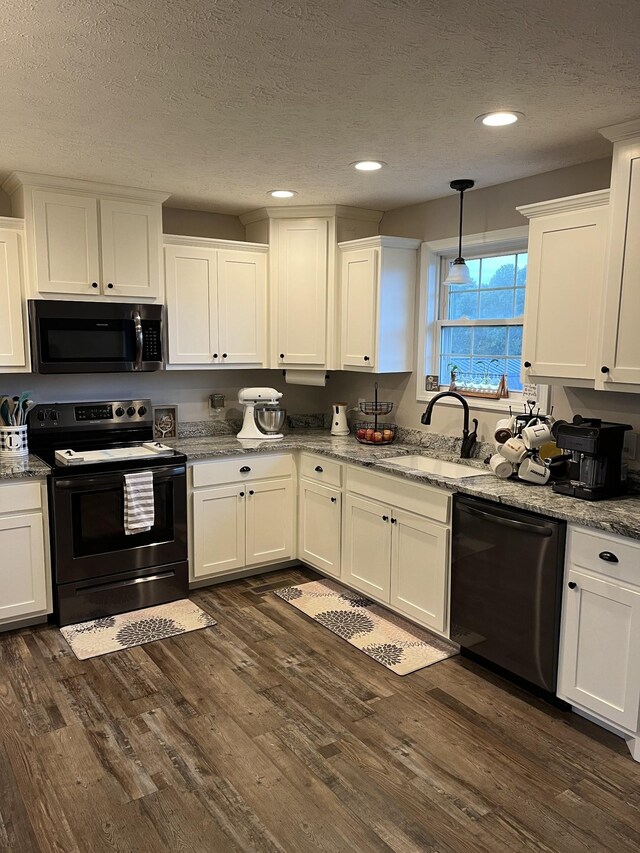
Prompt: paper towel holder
<box><xmin>282</xmin><ymin>370</ymin><xmax>330</xmax><ymax>386</ymax></box>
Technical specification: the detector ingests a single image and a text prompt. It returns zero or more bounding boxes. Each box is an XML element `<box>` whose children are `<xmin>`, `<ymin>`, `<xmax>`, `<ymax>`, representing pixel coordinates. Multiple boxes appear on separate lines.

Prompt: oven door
<box><xmin>51</xmin><ymin>464</ymin><xmax>187</xmax><ymax>584</ymax></box>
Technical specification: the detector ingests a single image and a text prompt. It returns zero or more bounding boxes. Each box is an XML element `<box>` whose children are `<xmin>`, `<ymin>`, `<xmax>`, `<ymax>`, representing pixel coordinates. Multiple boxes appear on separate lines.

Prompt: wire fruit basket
<box><xmin>354</xmin><ymin>383</ymin><xmax>397</xmax><ymax>444</ymax></box>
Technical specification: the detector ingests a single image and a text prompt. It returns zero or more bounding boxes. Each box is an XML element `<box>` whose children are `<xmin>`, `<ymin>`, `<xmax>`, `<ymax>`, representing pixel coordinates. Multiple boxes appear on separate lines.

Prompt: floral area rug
<box><xmin>274</xmin><ymin>579</ymin><xmax>458</xmax><ymax>675</ymax></box>
<box><xmin>60</xmin><ymin>599</ymin><xmax>217</xmax><ymax>660</ymax></box>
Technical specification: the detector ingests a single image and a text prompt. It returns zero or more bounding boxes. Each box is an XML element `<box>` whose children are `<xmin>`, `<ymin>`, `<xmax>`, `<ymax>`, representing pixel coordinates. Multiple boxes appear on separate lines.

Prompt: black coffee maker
<box><xmin>552</xmin><ymin>416</ymin><xmax>632</xmax><ymax>501</ymax></box>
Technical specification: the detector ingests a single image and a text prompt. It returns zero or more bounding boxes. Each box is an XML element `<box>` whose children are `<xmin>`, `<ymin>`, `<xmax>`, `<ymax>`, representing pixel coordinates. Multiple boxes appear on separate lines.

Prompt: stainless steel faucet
<box><xmin>421</xmin><ymin>391</ymin><xmax>478</xmax><ymax>459</ymax></box>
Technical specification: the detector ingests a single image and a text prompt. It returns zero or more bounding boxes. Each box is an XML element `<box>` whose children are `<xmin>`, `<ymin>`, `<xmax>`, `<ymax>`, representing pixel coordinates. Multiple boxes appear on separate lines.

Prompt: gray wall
<box><xmin>162</xmin><ymin>207</ymin><xmax>246</xmax><ymax>241</ymax></box>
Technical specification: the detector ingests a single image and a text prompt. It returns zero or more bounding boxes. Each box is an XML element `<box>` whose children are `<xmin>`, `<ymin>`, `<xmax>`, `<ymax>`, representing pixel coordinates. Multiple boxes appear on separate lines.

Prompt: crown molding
<box><xmin>239</xmin><ymin>204</ymin><xmax>383</xmax><ymax>225</ymax></box>
<box><xmin>599</xmin><ymin>118</ymin><xmax>640</xmax><ymax>143</ymax></box>
<box><xmin>338</xmin><ymin>235</ymin><xmax>421</xmax><ymax>250</ymax></box>
<box><xmin>163</xmin><ymin>233</ymin><xmax>268</xmax><ymax>250</ymax></box>
<box><xmin>0</xmin><ymin>216</ymin><xmax>25</xmax><ymax>231</ymax></box>
<box><xmin>2</xmin><ymin>171</ymin><xmax>171</xmax><ymax>203</ymax></box>
<box><xmin>517</xmin><ymin>189</ymin><xmax>610</xmax><ymax>219</ymax></box>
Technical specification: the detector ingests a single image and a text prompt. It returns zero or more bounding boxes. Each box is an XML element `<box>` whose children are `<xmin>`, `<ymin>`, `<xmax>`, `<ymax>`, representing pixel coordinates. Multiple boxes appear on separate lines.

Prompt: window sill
<box><xmin>416</xmin><ymin>387</ymin><xmax>550</xmax><ymax>414</ymax></box>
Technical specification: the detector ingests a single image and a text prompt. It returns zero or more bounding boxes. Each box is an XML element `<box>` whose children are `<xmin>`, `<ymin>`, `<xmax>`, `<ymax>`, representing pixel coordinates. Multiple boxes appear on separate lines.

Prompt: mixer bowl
<box><xmin>255</xmin><ymin>407</ymin><xmax>286</xmax><ymax>435</ymax></box>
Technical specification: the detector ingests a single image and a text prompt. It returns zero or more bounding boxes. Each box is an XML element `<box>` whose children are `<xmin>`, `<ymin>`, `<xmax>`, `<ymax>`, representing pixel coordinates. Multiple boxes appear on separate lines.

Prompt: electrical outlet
<box><xmin>623</xmin><ymin>431</ymin><xmax>638</xmax><ymax>461</ymax></box>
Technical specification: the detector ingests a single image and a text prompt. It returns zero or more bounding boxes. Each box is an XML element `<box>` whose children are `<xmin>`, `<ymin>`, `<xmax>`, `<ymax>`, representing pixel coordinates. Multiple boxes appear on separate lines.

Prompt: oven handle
<box><xmin>81</xmin><ymin>570</ymin><xmax>175</xmax><ymax>594</ymax></box>
<box><xmin>54</xmin><ymin>464</ymin><xmax>185</xmax><ymax>490</ymax></box>
<box><xmin>133</xmin><ymin>309</ymin><xmax>143</xmax><ymax>371</ymax></box>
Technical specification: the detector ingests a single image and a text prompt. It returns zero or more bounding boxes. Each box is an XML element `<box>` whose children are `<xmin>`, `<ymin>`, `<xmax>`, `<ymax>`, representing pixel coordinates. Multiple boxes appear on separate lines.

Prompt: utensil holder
<box><xmin>0</xmin><ymin>425</ymin><xmax>28</xmax><ymax>458</ymax></box>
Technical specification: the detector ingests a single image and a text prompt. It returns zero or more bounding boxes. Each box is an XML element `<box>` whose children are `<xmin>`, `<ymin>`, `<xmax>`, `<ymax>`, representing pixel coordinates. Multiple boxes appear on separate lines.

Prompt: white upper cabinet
<box><xmin>100</xmin><ymin>199</ymin><xmax>162</xmax><ymax>299</ymax></box>
<box><xmin>0</xmin><ymin>221</ymin><xmax>29</xmax><ymax>371</ymax></box>
<box><xmin>597</xmin><ymin>119</ymin><xmax>640</xmax><ymax>390</ymax></box>
<box><xmin>241</xmin><ymin>205</ymin><xmax>382</xmax><ymax>370</ymax></box>
<box><xmin>273</xmin><ymin>218</ymin><xmax>329</xmax><ymax>367</ymax></box>
<box><xmin>164</xmin><ymin>237</ymin><xmax>267</xmax><ymax>368</ymax></box>
<box><xmin>3</xmin><ymin>173</ymin><xmax>169</xmax><ymax>301</ymax></box>
<box><xmin>32</xmin><ymin>190</ymin><xmax>101</xmax><ymax>295</ymax></box>
<box><xmin>517</xmin><ymin>191</ymin><xmax>609</xmax><ymax>386</ymax></box>
<box><xmin>340</xmin><ymin>236</ymin><xmax>419</xmax><ymax>372</ymax></box>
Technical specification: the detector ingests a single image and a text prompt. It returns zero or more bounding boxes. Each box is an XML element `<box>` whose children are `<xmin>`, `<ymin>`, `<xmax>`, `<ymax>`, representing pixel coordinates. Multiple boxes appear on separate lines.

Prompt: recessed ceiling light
<box><xmin>476</xmin><ymin>111</ymin><xmax>524</xmax><ymax>127</ymax></box>
<box><xmin>268</xmin><ymin>189</ymin><xmax>297</xmax><ymax>198</ymax></box>
<box><xmin>351</xmin><ymin>160</ymin><xmax>386</xmax><ymax>171</ymax></box>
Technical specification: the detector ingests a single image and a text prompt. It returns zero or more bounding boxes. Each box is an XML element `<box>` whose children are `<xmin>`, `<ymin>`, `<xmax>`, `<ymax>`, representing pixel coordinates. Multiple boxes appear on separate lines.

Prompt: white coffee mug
<box><xmin>494</xmin><ymin>417</ymin><xmax>515</xmax><ymax>444</ymax></box>
<box><xmin>518</xmin><ymin>456</ymin><xmax>550</xmax><ymax>484</ymax></box>
<box><xmin>489</xmin><ymin>453</ymin><xmax>514</xmax><ymax>479</ymax></box>
<box><xmin>522</xmin><ymin>422</ymin><xmax>552</xmax><ymax>450</ymax></box>
<box><xmin>500</xmin><ymin>436</ymin><xmax>527</xmax><ymax>464</ymax></box>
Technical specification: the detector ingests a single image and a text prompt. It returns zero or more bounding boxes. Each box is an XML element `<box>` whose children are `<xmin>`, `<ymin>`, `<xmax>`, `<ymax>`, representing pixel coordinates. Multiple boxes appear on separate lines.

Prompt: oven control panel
<box><xmin>29</xmin><ymin>400</ymin><xmax>154</xmax><ymax>430</ymax></box>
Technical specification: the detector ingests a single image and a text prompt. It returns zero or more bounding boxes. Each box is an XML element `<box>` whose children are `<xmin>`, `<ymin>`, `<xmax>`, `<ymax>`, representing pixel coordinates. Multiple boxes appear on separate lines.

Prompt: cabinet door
<box><xmin>599</xmin><ymin>141</ymin><xmax>640</xmax><ymax>387</ymax></box>
<box><xmin>275</xmin><ymin>219</ymin><xmax>328</xmax><ymax>365</ymax></box>
<box><xmin>298</xmin><ymin>479</ymin><xmax>341</xmax><ymax>577</ymax></box>
<box><xmin>100</xmin><ymin>199</ymin><xmax>162</xmax><ymax>299</ymax></box>
<box><xmin>558</xmin><ymin>568</ymin><xmax>640</xmax><ymax>731</ymax></box>
<box><xmin>32</xmin><ymin>190</ymin><xmax>100</xmax><ymax>295</ymax></box>
<box><xmin>0</xmin><ymin>229</ymin><xmax>27</xmax><ymax>369</ymax></box>
<box><xmin>245</xmin><ymin>478</ymin><xmax>295</xmax><ymax>566</ymax></box>
<box><xmin>217</xmin><ymin>250</ymin><xmax>266</xmax><ymax>365</ymax></box>
<box><xmin>165</xmin><ymin>246</ymin><xmax>219</xmax><ymax>365</ymax></box>
<box><xmin>0</xmin><ymin>513</ymin><xmax>47</xmax><ymax>621</ymax></box>
<box><xmin>342</xmin><ymin>494</ymin><xmax>391</xmax><ymax>601</ymax></box>
<box><xmin>390</xmin><ymin>508</ymin><xmax>449</xmax><ymax>632</ymax></box>
<box><xmin>522</xmin><ymin>205</ymin><xmax>607</xmax><ymax>382</ymax></box>
<box><xmin>192</xmin><ymin>485</ymin><xmax>245</xmax><ymax>578</ymax></box>
<box><xmin>341</xmin><ymin>248</ymin><xmax>378</xmax><ymax>369</ymax></box>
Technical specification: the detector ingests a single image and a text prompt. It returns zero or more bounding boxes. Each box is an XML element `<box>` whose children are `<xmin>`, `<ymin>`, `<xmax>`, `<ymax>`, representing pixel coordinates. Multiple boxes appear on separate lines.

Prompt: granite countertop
<box><xmin>171</xmin><ymin>431</ymin><xmax>640</xmax><ymax>541</ymax></box>
<box><xmin>0</xmin><ymin>454</ymin><xmax>51</xmax><ymax>480</ymax></box>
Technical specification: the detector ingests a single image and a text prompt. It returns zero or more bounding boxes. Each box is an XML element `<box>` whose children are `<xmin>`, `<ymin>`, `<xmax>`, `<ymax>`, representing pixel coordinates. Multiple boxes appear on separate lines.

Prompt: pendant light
<box><xmin>444</xmin><ymin>179</ymin><xmax>475</xmax><ymax>285</ymax></box>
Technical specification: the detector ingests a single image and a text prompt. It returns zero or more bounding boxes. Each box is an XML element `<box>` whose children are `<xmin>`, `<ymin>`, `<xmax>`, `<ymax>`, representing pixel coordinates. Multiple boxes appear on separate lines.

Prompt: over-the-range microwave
<box><xmin>28</xmin><ymin>299</ymin><xmax>164</xmax><ymax>374</ymax></box>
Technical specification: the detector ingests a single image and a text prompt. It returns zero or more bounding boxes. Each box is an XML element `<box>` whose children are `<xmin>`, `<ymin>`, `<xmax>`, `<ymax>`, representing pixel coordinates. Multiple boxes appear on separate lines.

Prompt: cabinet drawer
<box><xmin>192</xmin><ymin>454</ymin><xmax>293</xmax><ymax>488</ymax></box>
<box><xmin>346</xmin><ymin>465</ymin><xmax>450</xmax><ymax>524</ymax></box>
<box><xmin>0</xmin><ymin>481</ymin><xmax>42</xmax><ymax>514</ymax></box>
<box><xmin>568</xmin><ymin>526</ymin><xmax>640</xmax><ymax>588</ymax></box>
<box><xmin>299</xmin><ymin>453</ymin><xmax>342</xmax><ymax>488</ymax></box>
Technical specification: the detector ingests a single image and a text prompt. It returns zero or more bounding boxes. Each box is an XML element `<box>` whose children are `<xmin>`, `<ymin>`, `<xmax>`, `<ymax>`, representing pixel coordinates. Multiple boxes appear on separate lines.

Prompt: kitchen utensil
<box><xmin>518</xmin><ymin>456</ymin><xmax>550</xmax><ymax>485</ymax></box>
<box><xmin>0</xmin><ymin>397</ymin><xmax>13</xmax><ymax>426</ymax></box>
<box><xmin>500</xmin><ymin>436</ymin><xmax>527</xmax><ymax>463</ymax></box>
<box><xmin>489</xmin><ymin>453</ymin><xmax>514</xmax><ymax>479</ymax></box>
<box><xmin>13</xmin><ymin>391</ymin><xmax>30</xmax><ymax>425</ymax></box>
<box><xmin>237</xmin><ymin>387</ymin><xmax>285</xmax><ymax>440</ymax></box>
<box><xmin>21</xmin><ymin>399</ymin><xmax>35</xmax><ymax>424</ymax></box>
<box><xmin>330</xmin><ymin>403</ymin><xmax>349</xmax><ymax>436</ymax></box>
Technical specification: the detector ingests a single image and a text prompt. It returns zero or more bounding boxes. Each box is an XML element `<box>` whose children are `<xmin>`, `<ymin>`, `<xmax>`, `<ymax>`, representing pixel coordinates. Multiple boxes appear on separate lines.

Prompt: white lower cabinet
<box><xmin>343</xmin><ymin>494</ymin><xmax>392</xmax><ymax>599</ymax></box>
<box><xmin>390</xmin><ymin>508</ymin><xmax>449</xmax><ymax>633</ymax></box>
<box><xmin>558</xmin><ymin>526</ymin><xmax>640</xmax><ymax>760</ymax></box>
<box><xmin>0</xmin><ymin>482</ymin><xmax>50</xmax><ymax>625</ymax></box>
<box><xmin>342</xmin><ymin>469</ymin><xmax>451</xmax><ymax>634</ymax></box>
<box><xmin>298</xmin><ymin>479</ymin><xmax>341</xmax><ymax>577</ymax></box>
<box><xmin>190</xmin><ymin>456</ymin><xmax>295</xmax><ymax>582</ymax></box>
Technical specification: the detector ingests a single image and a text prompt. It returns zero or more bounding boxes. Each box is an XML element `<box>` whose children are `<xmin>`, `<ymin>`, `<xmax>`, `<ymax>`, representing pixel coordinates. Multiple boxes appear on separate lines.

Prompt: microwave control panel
<box><xmin>142</xmin><ymin>322</ymin><xmax>162</xmax><ymax>361</ymax></box>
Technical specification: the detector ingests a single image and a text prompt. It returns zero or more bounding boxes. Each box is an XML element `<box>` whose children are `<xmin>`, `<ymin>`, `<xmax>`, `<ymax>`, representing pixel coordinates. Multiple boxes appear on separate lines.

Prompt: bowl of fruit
<box><xmin>353</xmin><ymin>422</ymin><xmax>397</xmax><ymax>445</ymax></box>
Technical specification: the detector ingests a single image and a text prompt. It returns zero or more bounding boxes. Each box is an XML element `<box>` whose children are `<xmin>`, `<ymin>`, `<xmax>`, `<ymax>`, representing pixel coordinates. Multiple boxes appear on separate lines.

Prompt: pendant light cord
<box><xmin>457</xmin><ymin>188</ymin><xmax>464</xmax><ymax>261</ymax></box>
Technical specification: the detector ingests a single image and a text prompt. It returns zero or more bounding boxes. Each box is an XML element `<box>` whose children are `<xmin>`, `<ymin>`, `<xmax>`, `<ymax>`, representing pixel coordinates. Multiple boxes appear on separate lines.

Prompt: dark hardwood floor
<box><xmin>1</xmin><ymin>566</ymin><xmax>639</xmax><ymax>852</ymax></box>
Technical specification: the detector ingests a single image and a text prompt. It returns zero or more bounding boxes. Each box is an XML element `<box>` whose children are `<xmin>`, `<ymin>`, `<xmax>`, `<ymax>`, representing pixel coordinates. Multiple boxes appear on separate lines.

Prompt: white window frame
<box><xmin>416</xmin><ymin>225</ymin><xmax>550</xmax><ymax>413</ymax></box>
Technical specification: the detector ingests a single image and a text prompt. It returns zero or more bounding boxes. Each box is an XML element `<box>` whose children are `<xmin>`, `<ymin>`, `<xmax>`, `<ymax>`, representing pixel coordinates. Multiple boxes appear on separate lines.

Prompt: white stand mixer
<box><xmin>237</xmin><ymin>387</ymin><xmax>285</xmax><ymax>440</ymax></box>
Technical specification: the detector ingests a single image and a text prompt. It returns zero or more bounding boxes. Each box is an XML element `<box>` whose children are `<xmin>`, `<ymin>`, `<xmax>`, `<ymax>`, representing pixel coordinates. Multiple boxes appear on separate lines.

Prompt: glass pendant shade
<box><xmin>443</xmin><ymin>178</ymin><xmax>475</xmax><ymax>286</ymax></box>
<box><xmin>444</xmin><ymin>257</ymin><xmax>473</xmax><ymax>285</ymax></box>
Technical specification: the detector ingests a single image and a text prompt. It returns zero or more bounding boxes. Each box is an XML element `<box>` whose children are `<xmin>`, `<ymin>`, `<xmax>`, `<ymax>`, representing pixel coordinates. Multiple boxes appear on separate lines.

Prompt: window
<box><xmin>417</xmin><ymin>226</ymin><xmax>548</xmax><ymax>411</ymax></box>
<box><xmin>438</xmin><ymin>250</ymin><xmax>527</xmax><ymax>392</ymax></box>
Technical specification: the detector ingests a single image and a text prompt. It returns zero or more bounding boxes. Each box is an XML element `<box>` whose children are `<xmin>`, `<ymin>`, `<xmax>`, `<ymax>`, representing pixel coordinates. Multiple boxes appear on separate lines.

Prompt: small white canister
<box><xmin>0</xmin><ymin>425</ymin><xmax>28</xmax><ymax>458</ymax></box>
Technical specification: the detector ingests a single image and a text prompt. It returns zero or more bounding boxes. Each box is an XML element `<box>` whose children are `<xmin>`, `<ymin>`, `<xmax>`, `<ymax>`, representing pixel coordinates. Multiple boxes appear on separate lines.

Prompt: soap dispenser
<box><xmin>331</xmin><ymin>403</ymin><xmax>349</xmax><ymax>436</ymax></box>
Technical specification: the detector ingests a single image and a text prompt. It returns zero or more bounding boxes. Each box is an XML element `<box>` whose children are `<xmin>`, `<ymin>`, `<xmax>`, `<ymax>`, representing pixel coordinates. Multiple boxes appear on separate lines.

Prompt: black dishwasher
<box><xmin>451</xmin><ymin>495</ymin><xmax>566</xmax><ymax>694</ymax></box>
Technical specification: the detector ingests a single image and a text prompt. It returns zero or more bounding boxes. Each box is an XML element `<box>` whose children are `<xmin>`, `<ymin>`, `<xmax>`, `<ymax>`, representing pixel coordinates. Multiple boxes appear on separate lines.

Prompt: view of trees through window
<box><xmin>439</xmin><ymin>251</ymin><xmax>527</xmax><ymax>392</ymax></box>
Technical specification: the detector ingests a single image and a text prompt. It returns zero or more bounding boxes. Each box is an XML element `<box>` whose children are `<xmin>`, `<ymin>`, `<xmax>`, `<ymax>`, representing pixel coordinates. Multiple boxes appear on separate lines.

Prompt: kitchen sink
<box><xmin>383</xmin><ymin>455</ymin><xmax>489</xmax><ymax>479</ymax></box>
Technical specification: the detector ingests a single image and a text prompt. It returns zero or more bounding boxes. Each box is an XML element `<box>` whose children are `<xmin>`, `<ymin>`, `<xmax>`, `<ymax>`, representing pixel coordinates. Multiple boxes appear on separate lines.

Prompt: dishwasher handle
<box><xmin>462</xmin><ymin>504</ymin><xmax>554</xmax><ymax>537</ymax></box>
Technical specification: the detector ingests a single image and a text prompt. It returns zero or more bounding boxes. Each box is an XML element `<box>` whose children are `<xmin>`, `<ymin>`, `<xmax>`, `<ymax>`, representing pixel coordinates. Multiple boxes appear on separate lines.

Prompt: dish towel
<box><xmin>123</xmin><ymin>471</ymin><xmax>155</xmax><ymax>535</ymax></box>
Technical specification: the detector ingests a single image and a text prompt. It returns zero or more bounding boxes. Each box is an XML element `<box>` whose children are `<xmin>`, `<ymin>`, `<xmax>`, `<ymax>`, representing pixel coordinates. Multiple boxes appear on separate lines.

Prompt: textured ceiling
<box><xmin>0</xmin><ymin>0</ymin><xmax>638</xmax><ymax>213</ymax></box>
